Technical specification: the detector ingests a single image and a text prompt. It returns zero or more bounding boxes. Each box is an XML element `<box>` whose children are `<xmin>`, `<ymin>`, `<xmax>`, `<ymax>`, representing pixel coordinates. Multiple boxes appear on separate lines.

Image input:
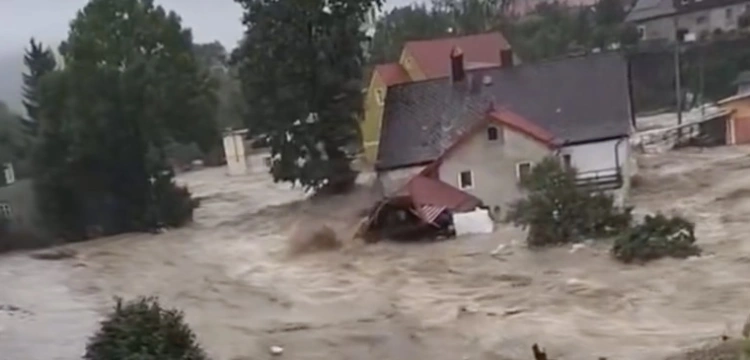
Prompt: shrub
<box><xmin>506</xmin><ymin>157</ymin><xmax>632</xmax><ymax>247</ymax></box>
<box><xmin>149</xmin><ymin>169</ymin><xmax>200</xmax><ymax>228</ymax></box>
<box><xmin>84</xmin><ymin>296</ymin><xmax>210</xmax><ymax>360</ymax></box>
<box><xmin>611</xmin><ymin>213</ymin><xmax>701</xmax><ymax>263</ymax></box>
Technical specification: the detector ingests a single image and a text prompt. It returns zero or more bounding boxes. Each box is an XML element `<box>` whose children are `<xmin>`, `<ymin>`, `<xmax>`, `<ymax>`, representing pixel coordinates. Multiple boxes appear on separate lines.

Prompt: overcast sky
<box><xmin>0</xmin><ymin>0</ymin><xmax>418</xmax><ymax>54</ymax></box>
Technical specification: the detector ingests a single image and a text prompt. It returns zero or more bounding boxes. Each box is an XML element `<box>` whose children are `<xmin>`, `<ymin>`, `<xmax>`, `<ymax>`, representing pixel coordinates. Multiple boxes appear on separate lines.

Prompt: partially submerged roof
<box><xmin>376</xmin><ymin>51</ymin><xmax>632</xmax><ymax>170</ymax></box>
<box><xmin>406</xmin><ymin>175</ymin><xmax>481</xmax><ymax>212</ymax></box>
<box><xmin>403</xmin><ymin>32</ymin><xmax>511</xmax><ymax>79</ymax></box>
<box><xmin>625</xmin><ymin>0</ymin><xmax>675</xmax><ymax>22</ymax></box>
<box><xmin>374</xmin><ymin>62</ymin><xmax>411</xmax><ymax>86</ymax></box>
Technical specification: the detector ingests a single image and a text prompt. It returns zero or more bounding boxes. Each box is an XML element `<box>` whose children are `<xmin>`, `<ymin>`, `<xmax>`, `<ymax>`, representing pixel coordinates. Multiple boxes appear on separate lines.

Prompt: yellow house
<box><xmin>360</xmin><ymin>32</ymin><xmax>513</xmax><ymax>168</ymax></box>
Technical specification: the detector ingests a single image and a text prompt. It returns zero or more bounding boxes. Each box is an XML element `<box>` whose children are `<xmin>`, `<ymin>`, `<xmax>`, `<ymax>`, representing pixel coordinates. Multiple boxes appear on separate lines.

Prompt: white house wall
<box><xmin>438</xmin><ymin>124</ymin><xmax>551</xmax><ymax>214</ymax></box>
<box><xmin>560</xmin><ymin>138</ymin><xmax>629</xmax><ymax>178</ymax></box>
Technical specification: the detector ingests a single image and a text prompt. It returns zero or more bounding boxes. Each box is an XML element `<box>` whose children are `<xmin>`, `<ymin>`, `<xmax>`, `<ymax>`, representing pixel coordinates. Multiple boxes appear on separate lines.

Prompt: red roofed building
<box><xmin>360</xmin><ymin>31</ymin><xmax>515</xmax><ymax>165</ymax></box>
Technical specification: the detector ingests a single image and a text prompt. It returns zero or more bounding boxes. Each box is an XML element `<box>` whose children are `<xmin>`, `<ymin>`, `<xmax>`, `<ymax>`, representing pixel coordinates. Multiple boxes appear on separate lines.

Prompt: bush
<box><xmin>506</xmin><ymin>157</ymin><xmax>632</xmax><ymax>247</ymax></box>
<box><xmin>149</xmin><ymin>169</ymin><xmax>200</xmax><ymax>228</ymax></box>
<box><xmin>611</xmin><ymin>213</ymin><xmax>701</xmax><ymax>263</ymax></box>
<box><xmin>84</xmin><ymin>296</ymin><xmax>210</xmax><ymax>360</ymax></box>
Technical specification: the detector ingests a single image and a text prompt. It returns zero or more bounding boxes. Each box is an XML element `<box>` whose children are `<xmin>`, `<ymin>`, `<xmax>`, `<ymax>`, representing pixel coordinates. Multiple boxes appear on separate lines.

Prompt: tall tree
<box><xmin>33</xmin><ymin>0</ymin><xmax>217</xmax><ymax>238</ymax></box>
<box><xmin>368</xmin><ymin>5</ymin><xmax>453</xmax><ymax>64</ymax></box>
<box><xmin>21</xmin><ymin>38</ymin><xmax>57</xmax><ymax>133</ymax></box>
<box><xmin>233</xmin><ymin>0</ymin><xmax>382</xmax><ymax>192</ymax></box>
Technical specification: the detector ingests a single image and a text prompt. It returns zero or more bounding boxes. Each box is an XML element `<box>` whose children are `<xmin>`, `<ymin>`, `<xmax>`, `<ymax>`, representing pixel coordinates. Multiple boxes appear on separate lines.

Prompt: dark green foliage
<box><xmin>611</xmin><ymin>213</ymin><xmax>701</xmax><ymax>263</ymax></box>
<box><xmin>368</xmin><ymin>5</ymin><xmax>453</xmax><ymax>64</ymax></box>
<box><xmin>32</xmin><ymin>0</ymin><xmax>216</xmax><ymax>239</ymax></box>
<box><xmin>147</xmin><ymin>169</ymin><xmax>200</xmax><ymax>228</ymax></box>
<box><xmin>22</xmin><ymin>38</ymin><xmax>57</xmax><ymax>130</ymax></box>
<box><xmin>84</xmin><ymin>296</ymin><xmax>210</xmax><ymax>360</ymax></box>
<box><xmin>233</xmin><ymin>0</ymin><xmax>380</xmax><ymax>192</ymax></box>
<box><xmin>506</xmin><ymin>157</ymin><xmax>632</xmax><ymax>247</ymax></box>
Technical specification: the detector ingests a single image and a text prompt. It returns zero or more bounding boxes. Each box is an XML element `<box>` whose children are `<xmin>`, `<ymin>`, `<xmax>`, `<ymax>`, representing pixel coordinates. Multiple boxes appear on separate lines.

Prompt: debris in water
<box><xmin>269</xmin><ymin>345</ymin><xmax>284</xmax><ymax>356</ymax></box>
<box><xmin>288</xmin><ymin>223</ymin><xmax>342</xmax><ymax>255</ymax></box>
<box><xmin>569</xmin><ymin>243</ymin><xmax>586</xmax><ymax>253</ymax></box>
<box><xmin>29</xmin><ymin>248</ymin><xmax>77</xmax><ymax>260</ymax></box>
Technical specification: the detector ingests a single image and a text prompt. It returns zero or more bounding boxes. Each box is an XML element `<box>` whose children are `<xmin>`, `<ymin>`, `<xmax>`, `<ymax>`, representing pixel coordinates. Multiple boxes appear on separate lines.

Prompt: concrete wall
<box><xmin>438</xmin><ymin>124</ymin><xmax>551</xmax><ymax>215</ymax></box>
<box><xmin>0</xmin><ymin>179</ymin><xmax>44</xmax><ymax>236</ymax></box>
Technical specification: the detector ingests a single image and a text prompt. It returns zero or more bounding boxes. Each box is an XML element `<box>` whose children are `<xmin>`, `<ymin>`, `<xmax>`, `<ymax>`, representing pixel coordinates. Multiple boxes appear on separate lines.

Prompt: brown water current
<box><xmin>3</xmin><ymin>147</ymin><xmax>750</xmax><ymax>360</ymax></box>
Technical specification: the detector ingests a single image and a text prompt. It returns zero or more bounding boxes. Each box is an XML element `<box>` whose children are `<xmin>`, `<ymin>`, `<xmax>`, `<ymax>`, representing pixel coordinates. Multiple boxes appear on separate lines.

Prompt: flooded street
<box><xmin>3</xmin><ymin>147</ymin><xmax>750</xmax><ymax>360</ymax></box>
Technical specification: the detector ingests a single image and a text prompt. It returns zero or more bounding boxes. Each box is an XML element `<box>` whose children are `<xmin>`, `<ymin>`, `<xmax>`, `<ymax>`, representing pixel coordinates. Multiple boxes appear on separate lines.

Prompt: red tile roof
<box><xmin>406</xmin><ymin>175</ymin><xmax>481</xmax><ymax>212</ymax></box>
<box><xmin>374</xmin><ymin>62</ymin><xmax>411</xmax><ymax>86</ymax></box>
<box><xmin>421</xmin><ymin>107</ymin><xmax>557</xmax><ymax>175</ymax></box>
<box><xmin>488</xmin><ymin>109</ymin><xmax>557</xmax><ymax>146</ymax></box>
<box><xmin>403</xmin><ymin>32</ymin><xmax>511</xmax><ymax>79</ymax></box>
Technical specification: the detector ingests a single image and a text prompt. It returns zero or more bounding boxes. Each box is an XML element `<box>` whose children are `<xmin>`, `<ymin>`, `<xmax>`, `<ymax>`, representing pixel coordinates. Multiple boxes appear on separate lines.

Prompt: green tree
<box><xmin>33</xmin><ymin>0</ymin><xmax>217</xmax><ymax>238</ymax></box>
<box><xmin>368</xmin><ymin>5</ymin><xmax>453</xmax><ymax>64</ymax></box>
<box><xmin>84</xmin><ymin>297</ymin><xmax>210</xmax><ymax>360</ymax></box>
<box><xmin>233</xmin><ymin>0</ymin><xmax>382</xmax><ymax>192</ymax></box>
<box><xmin>21</xmin><ymin>38</ymin><xmax>57</xmax><ymax>131</ymax></box>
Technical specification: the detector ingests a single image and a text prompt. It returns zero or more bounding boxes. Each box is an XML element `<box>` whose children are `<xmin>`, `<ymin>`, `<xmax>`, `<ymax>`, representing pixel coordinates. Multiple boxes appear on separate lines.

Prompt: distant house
<box><xmin>361</xmin><ymin>32</ymin><xmax>516</xmax><ymax>166</ymax></box>
<box><xmin>0</xmin><ymin>162</ymin><xmax>43</xmax><ymax>235</ymax></box>
<box><xmin>718</xmin><ymin>71</ymin><xmax>750</xmax><ymax>144</ymax></box>
<box><xmin>374</xmin><ymin>49</ymin><xmax>635</xmax><ymax>217</ymax></box>
<box><xmin>626</xmin><ymin>0</ymin><xmax>750</xmax><ymax>42</ymax></box>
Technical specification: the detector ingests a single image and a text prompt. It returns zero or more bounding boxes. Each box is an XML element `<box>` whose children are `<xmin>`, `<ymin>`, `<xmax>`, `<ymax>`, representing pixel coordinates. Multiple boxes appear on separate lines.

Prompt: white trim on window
<box><xmin>516</xmin><ymin>161</ymin><xmax>533</xmax><ymax>182</ymax></box>
<box><xmin>375</xmin><ymin>88</ymin><xmax>385</xmax><ymax>106</ymax></box>
<box><xmin>458</xmin><ymin>170</ymin><xmax>474</xmax><ymax>190</ymax></box>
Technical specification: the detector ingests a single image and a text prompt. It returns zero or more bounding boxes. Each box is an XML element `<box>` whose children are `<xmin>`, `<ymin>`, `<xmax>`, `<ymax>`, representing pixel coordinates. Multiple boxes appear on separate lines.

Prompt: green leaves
<box><xmin>84</xmin><ymin>297</ymin><xmax>210</xmax><ymax>360</ymax></box>
<box><xmin>32</xmin><ymin>0</ymin><xmax>215</xmax><ymax>238</ymax></box>
<box><xmin>234</xmin><ymin>0</ymin><xmax>379</xmax><ymax>191</ymax></box>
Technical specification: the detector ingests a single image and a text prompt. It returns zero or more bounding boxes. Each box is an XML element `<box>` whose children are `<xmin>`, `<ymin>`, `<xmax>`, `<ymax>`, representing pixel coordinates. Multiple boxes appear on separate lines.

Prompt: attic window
<box><xmin>487</xmin><ymin>126</ymin><xmax>503</xmax><ymax>142</ymax></box>
<box><xmin>458</xmin><ymin>170</ymin><xmax>474</xmax><ymax>189</ymax></box>
<box><xmin>562</xmin><ymin>154</ymin><xmax>572</xmax><ymax>169</ymax></box>
<box><xmin>375</xmin><ymin>88</ymin><xmax>385</xmax><ymax>106</ymax></box>
<box><xmin>3</xmin><ymin>163</ymin><xmax>15</xmax><ymax>185</ymax></box>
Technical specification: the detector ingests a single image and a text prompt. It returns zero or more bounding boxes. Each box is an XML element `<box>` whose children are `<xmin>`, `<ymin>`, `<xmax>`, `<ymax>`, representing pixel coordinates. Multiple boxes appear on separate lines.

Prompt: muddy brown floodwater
<box><xmin>3</xmin><ymin>147</ymin><xmax>750</xmax><ymax>360</ymax></box>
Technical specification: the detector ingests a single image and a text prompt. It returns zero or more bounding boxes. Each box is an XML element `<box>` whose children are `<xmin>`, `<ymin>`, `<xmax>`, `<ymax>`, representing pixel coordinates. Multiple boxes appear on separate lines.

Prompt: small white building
<box><xmin>223</xmin><ymin>128</ymin><xmax>249</xmax><ymax>176</ymax></box>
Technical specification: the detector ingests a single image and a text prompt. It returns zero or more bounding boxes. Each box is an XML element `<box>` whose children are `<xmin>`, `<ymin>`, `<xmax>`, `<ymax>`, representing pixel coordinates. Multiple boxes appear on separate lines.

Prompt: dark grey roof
<box><xmin>625</xmin><ymin>0</ymin><xmax>675</xmax><ymax>22</ymax></box>
<box><xmin>376</xmin><ymin>51</ymin><xmax>632</xmax><ymax>170</ymax></box>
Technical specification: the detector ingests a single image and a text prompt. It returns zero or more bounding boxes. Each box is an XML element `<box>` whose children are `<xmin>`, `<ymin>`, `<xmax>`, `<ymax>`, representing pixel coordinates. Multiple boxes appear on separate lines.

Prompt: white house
<box><xmin>372</xmin><ymin>50</ymin><xmax>634</xmax><ymax>214</ymax></box>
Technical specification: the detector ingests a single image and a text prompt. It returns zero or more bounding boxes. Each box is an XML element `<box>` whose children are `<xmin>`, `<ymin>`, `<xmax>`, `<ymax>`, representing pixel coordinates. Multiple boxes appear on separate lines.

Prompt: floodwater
<box><xmin>3</xmin><ymin>147</ymin><xmax>750</xmax><ymax>360</ymax></box>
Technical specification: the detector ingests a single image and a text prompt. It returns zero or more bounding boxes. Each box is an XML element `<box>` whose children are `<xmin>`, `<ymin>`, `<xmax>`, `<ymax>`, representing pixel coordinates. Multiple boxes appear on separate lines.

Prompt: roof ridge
<box><xmin>404</xmin><ymin>31</ymin><xmax>503</xmax><ymax>46</ymax></box>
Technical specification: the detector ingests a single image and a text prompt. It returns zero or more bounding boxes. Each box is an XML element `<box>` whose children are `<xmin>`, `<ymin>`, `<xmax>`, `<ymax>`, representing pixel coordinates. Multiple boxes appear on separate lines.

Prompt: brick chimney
<box><xmin>450</xmin><ymin>46</ymin><xmax>466</xmax><ymax>83</ymax></box>
<box><xmin>500</xmin><ymin>49</ymin><xmax>514</xmax><ymax>68</ymax></box>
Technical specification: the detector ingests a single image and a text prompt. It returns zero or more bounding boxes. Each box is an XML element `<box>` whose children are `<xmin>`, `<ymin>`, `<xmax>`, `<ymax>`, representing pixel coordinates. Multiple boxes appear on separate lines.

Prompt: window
<box><xmin>516</xmin><ymin>162</ymin><xmax>533</xmax><ymax>183</ymax></box>
<box><xmin>726</xmin><ymin>8</ymin><xmax>734</xmax><ymax>19</ymax></box>
<box><xmin>562</xmin><ymin>154</ymin><xmax>572</xmax><ymax>169</ymax></box>
<box><xmin>458</xmin><ymin>170</ymin><xmax>474</xmax><ymax>189</ymax></box>
<box><xmin>3</xmin><ymin>163</ymin><xmax>14</xmax><ymax>185</ymax></box>
<box><xmin>696</xmin><ymin>15</ymin><xmax>707</xmax><ymax>25</ymax></box>
<box><xmin>637</xmin><ymin>25</ymin><xmax>646</xmax><ymax>39</ymax></box>
<box><xmin>487</xmin><ymin>126</ymin><xmax>504</xmax><ymax>142</ymax></box>
<box><xmin>375</xmin><ymin>88</ymin><xmax>385</xmax><ymax>106</ymax></box>
<box><xmin>263</xmin><ymin>156</ymin><xmax>272</xmax><ymax>168</ymax></box>
<box><xmin>0</xmin><ymin>203</ymin><xmax>12</xmax><ymax>219</ymax></box>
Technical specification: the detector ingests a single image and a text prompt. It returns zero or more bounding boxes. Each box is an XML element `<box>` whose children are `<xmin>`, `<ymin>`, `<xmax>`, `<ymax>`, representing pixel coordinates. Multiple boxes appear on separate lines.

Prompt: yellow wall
<box><xmin>399</xmin><ymin>50</ymin><xmax>425</xmax><ymax>81</ymax></box>
<box><xmin>360</xmin><ymin>48</ymin><xmax>424</xmax><ymax>167</ymax></box>
<box><xmin>361</xmin><ymin>71</ymin><xmax>387</xmax><ymax>164</ymax></box>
